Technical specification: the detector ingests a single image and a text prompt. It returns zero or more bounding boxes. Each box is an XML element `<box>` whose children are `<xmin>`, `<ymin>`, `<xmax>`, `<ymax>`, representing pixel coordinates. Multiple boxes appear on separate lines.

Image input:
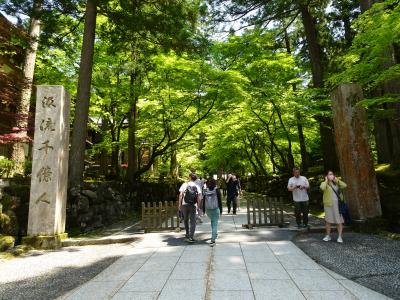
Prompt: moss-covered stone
<box><xmin>0</xmin><ymin>210</ymin><xmax>18</xmax><ymax>236</ymax></box>
<box><xmin>22</xmin><ymin>233</ymin><xmax>68</xmax><ymax>249</ymax></box>
<box><xmin>0</xmin><ymin>235</ymin><xmax>15</xmax><ymax>251</ymax></box>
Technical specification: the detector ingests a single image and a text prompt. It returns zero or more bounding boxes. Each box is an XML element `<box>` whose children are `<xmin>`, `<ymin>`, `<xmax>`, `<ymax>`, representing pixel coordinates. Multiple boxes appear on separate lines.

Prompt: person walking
<box><xmin>179</xmin><ymin>173</ymin><xmax>202</xmax><ymax>243</ymax></box>
<box><xmin>236</xmin><ymin>176</ymin><xmax>243</xmax><ymax>211</ymax></box>
<box><xmin>202</xmin><ymin>178</ymin><xmax>222</xmax><ymax>246</ymax></box>
<box><xmin>226</xmin><ymin>174</ymin><xmax>239</xmax><ymax>215</ymax></box>
<box><xmin>320</xmin><ymin>170</ymin><xmax>347</xmax><ymax>243</ymax></box>
<box><xmin>218</xmin><ymin>176</ymin><xmax>227</xmax><ymax>197</ymax></box>
<box><xmin>194</xmin><ymin>174</ymin><xmax>205</xmax><ymax>223</ymax></box>
<box><xmin>287</xmin><ymin>167</ymin><xmax>310</xmax><ymax>228</ymax></box>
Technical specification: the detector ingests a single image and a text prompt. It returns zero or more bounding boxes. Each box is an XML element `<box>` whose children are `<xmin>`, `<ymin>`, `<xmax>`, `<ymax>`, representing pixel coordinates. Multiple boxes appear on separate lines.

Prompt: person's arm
<box><xmin>303</xmin><ymin>177</ymin><xmax>310</xmax><ymax>189</ymax></box>
<box><xmin>197</xmin><ymin>186</ymin><xmax>202</xmax><ymax>207</ymax></box>
<box><xmin>320</xmin><ymin>178</ymin><xmax>328</xmax><ymax>191</ymax></box>
<box><xmin>179</xmin><ymin>192</ymin><xmax>184</xmax><ymax>209</ymax></box>
<box><xmin>338</xmin><ymin>179</ymin><xmax>347</xmax><ymax>189</ymax></box>
<box><xmin>217</xmin><ymin>188</ymin><xmax>223</xmax><ymax>214</ymax></box>
<box><xmin>288</xmin><ymin>179</ymin><xmax>296</xmax><ymax>191</ymax></box>
<box><xmin>178</xmin><ymin>184</ymin><xmax>185</xmax><ymax>209</ymax></box>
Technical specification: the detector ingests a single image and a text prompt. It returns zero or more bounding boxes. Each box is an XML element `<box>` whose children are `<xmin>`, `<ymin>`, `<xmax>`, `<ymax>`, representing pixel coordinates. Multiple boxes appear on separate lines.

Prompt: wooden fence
<box><xmin>141</xmin><ymin>201</ymin><xmax>180</xmax><ymax>233</ymax></box>
<box><xmin>243</xmin><ymin>195</ymin><xmax>285</xmax><ymax>228</ymax></box>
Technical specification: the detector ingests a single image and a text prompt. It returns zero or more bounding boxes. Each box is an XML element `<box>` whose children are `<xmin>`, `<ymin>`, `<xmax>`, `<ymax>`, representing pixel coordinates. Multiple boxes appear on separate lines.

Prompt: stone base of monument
<box><xmin>22</xmin><ymin>233</ymin><xmax>68</xmax><ymax>250</ymax></box>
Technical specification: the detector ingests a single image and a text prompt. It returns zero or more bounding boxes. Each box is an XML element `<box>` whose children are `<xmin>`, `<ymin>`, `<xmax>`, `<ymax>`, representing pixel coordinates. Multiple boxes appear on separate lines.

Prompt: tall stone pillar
<box><xmin>24</xmin><ymin>86</ymin><xmax>70</xmax><ymax>249</ymax></box>
<box><xmin>331</xmin><ymin>83</ymin><xmax>382</xmax><ymax>220</ymax></box>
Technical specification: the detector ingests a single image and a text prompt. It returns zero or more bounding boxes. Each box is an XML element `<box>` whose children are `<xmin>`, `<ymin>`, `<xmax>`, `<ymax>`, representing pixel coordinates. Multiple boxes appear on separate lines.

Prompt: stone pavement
<box><xmin>61</xmin><ymin>211</ymin><xmax>391</xmax><ymax>300</ymax></box>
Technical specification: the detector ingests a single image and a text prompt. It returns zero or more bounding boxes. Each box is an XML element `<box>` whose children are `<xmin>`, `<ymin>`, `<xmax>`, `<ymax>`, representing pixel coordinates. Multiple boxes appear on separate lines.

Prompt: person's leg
<box><xmin>189</xmin><ymin>205</ymin><xmax>197</xmax><ymax>238</ymax></box>
<box><xmin>207</xmin><ymin>209</ymin><xmax>215</xmax><ymax>241</ymax></box>
<box><xmin>294</xmin><ymin>202</ymin><xmax>301</xmax><ymax>226</ymax></box>
<box><xmin>232</xmin><ymin>196</ymin><xmax>237</xmax><ymax>214</ymax></box>
<box><xmin>302</xmin><ymin>201</ymin><xmax>309</xmax><ymax>226</ymax></box>
<box><xmin>325</xmin><ymin>222</ymin><xmax>331</xmax><ymax>235</ymax></box>
<box><xmin>323</xmin><ymin>221</ymin><xmax>332</xmax><ymax>241</ymax></box>
<box><xmin>227</xmin><ymin>197</ymin><xmax>231</xmax><ymax>214</ymax></box>
<box><xmin>182</xmin><ymin>205</ymin><xmax>189</xmax><ymax>237</ymax></box>
<box><xmin>211</xmin><ymin>208</ymin><xmax>220</xmax><ymax>241</ymax></box>
<box><xmin>337</xmin><ymin>223</ymin><xmax>343</xmax><ymax>237</ymax></box>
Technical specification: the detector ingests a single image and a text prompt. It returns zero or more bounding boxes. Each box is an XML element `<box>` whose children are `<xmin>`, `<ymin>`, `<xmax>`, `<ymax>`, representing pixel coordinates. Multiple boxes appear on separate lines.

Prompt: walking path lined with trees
<box><xmin>0</xmin><ymin>0</ymin><xmax>400</xmax><ymax>299</ymax></box>
<box><xmin>1</xmin><ymin>193</ymin><xmax>397</xmax><ymax>299</ymax></box>
<box><xmin>60</xmin><ymin>207</ymin><xmax>389</xmax><ymax>300</ymax></box>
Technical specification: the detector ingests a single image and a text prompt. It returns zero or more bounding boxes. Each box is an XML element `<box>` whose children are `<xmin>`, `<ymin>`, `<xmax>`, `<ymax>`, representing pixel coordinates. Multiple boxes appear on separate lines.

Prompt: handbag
<box><xmin>328</xmin><ymin>183</ymin><xmax>352</xmax><ymax>225</ymax></box>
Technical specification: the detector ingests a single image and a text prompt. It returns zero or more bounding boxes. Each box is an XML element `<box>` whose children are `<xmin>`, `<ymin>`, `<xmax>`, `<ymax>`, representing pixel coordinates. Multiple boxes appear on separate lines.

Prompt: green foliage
<box><xmin>0</xmin><ymin>156</ymin><xmax>14</xmax><ymax>178</ymax></box>
<box><xmin>0</xmin><ymin>235</ymin><xmax>15</xmax><ymax>252</ymax></box>
<box><xmin>18</xmin><ymin>0</ymin><xmax>399</xmax><ymax>180</ymax></box>
<box><xmin>329</xmin><ymin>0</ymin><xmax>400</xmax><ymax>105</ymax></box>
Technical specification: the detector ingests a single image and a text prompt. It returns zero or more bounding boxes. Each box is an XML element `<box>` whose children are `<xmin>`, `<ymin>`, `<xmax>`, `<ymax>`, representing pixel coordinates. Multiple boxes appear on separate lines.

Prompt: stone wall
<box><xmin>245</xmin><ymin>175</ymin><xmax>325</xmax><ymax>206</ymax></box>
<box><xmin>1</xmin><ymin>179</ymin><xmax>181</xmax><ymax>239</ymax></box>
<box><xmin>67</xmin><ymin>181</ymin><xmax>181</xmax><ymax>233</ymax></box>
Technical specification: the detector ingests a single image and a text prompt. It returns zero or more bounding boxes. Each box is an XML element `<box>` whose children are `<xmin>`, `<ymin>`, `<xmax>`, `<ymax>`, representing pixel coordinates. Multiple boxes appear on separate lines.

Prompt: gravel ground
<box><xmin>293</xmin><ymin>232</ymin><xmax>400</xmax><ymax>299</ymax></box>
<box><xmin>0</xmin><ymin>243</ymin><xmax>136</xmax><ymax>300</ymax></box>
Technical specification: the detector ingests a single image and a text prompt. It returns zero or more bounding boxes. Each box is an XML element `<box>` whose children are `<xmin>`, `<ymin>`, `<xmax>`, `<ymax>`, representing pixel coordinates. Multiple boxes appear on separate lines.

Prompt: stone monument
<box><xmin>23</xmin><ymin>86</ymin><xmax>70</xmax><ymax>249</ymax></box>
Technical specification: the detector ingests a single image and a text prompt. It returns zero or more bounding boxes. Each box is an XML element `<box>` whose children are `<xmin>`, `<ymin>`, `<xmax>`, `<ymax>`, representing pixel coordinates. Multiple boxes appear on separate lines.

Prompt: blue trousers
<box><xmin>206</xmin><ymin>208</ymin><xmax>220</xmax><ymax>242</ymax></box>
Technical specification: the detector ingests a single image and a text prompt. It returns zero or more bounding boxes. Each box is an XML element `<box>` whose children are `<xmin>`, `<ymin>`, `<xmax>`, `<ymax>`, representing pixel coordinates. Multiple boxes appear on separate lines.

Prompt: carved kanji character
<box><xmin>42</xmin><ymin>96</ymin><xmax>56</xmax><ymax>109</ymax></box>
<box><xmin>39</xmin><ymin>118</ymin><xmax>55</xmax><ymax>132</ymax></box>
<box><xmin>38</xmin><ymin>140</ymin><xmax>54</xmax><ymax>154</ymax></box>
<box><xmin>36</xmin><ymin>166</ymin><xmax>52</xmax><ymax>182</ymax></box>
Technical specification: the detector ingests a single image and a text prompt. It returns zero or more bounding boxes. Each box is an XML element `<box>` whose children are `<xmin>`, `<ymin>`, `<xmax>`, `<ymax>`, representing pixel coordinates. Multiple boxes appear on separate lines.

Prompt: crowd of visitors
<box><xmin>179</xmin><ymin>167</ymin><xmax>349</xmax><ymax>246</ymax></box>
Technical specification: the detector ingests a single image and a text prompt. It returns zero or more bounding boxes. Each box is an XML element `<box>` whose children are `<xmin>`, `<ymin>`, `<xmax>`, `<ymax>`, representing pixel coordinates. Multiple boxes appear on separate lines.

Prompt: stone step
<box><xmin>62</xmin><ymin>234</ymin><xmax>140</xmax><ymax>247</ymax></box>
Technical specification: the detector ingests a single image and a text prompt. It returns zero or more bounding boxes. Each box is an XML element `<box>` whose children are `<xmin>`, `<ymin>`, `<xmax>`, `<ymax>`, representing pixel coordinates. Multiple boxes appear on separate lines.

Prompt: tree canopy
<box><xmin>1</xmin><ymin>0</ymin><xmax>399</xmax><ymax>180</ymax></box>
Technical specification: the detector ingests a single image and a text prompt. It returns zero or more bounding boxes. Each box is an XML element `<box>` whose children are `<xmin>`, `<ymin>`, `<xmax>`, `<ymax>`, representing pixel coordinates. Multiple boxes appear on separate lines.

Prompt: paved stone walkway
<box><xmin>61</xmin><ymin>212</ymin><xmax>391</xmax><ymax>300</ymax></box>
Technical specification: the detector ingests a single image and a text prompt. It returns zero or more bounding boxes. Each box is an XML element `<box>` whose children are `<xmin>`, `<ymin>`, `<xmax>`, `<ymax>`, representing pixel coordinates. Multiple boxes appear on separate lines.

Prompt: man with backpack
<box><xmin>179</xmin><ymin>173</ymin><xmax>202</xmax><ymax>243</ymax></box>
<box><xmin>202</xmin><ymin>178</ymin><xmax>222</xmax><ymax>246</ymax></box>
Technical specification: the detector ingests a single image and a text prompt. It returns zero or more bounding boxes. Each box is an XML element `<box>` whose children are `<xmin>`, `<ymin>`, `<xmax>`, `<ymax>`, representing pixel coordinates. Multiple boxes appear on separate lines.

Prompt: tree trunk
<box><xmin>169</xmin><ymin>146</ymin><xmax>179</xmax><ymax>178</ymax></box>
<box><xmin>360</xmin><ymin>0</ymin><xmax>400</xmax><ymax>167</ymax></box>
<box><xmin>374</xmin><ymin>117</ymin><xmax>392</xmax><ymax>163</ymax></box>
<box><xmin>284</xmin><ymin>28</ymin><xmax>308</xmax><ymax>172</ymax></box>
<box><xmin>360</xmin><ymin>0</ymin><xmax>379</xmax><ymax>12</ymax></box>
<box><xmin>299</xmin><ymin>4</ymin><xmax>339</xmax><ymax>171</ymax></box>
<box><xmin>110</xmin><ymin>127</ymin><xmax>120</xmax><ymax>178</ymax></box>
<box><xmin>331</xmin><ymin>83</ymin><xmax>381</xmax><ymax>219</ymax></box>
<box><xmin>296</xmin><ymin>112</ymin><xmax>308</xmax><ymax>172</ymax></box>
<box><xmin>99</xmin><ymin>117</ymin><xmax>108</xmax><ymax>177</ymax></box>
<box><xmin>68</xmin><ymin>0</ymin><xmax>98</xmax><ymax>187</ymax></box>
<box><xmin>11</xmin><ymin>0</ymin><xmax>42</xmax><ymax>175</ymax></box>
<box><xmin>317</xmin><ymin>117</ymin><xmax>340</xmax><ymax>172</ymax></box>
<box><xmin>127</xmin><ymin>73</ymin><xmax>138</xmax><ymax>184</ymax></box>
<box><xmin>299</xmin><ymin>4</ymin><xmax>324</xmax><ymax>88</ymax></box>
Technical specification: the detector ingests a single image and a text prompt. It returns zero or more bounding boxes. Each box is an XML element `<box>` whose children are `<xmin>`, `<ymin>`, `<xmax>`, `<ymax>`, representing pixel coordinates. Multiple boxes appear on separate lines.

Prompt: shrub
<box><xmin>0</xmin><ymin>156</ymin><xmax>14</xmax><ymax>178</ymax></box>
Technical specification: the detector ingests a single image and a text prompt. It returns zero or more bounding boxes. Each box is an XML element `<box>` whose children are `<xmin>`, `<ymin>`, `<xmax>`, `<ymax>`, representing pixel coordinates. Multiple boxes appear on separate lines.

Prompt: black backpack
<box><xmin>184</xmin><ymin>185</ymin><xmax>198</xmax><ymax>205</ymax></box>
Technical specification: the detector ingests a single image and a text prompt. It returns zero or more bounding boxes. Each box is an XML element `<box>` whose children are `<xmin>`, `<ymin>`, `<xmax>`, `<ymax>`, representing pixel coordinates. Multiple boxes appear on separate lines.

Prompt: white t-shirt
<box><xmin>194</xmin><ymin>178</ymin><xmax>204</xmax><ymax>199</ymax></box>
<box><xmin>179</xmin><ymin>181</ymin><xmax>202</xmax><ymax>205</ymax></box>
<box><xmin>288</xmin><ymin>176</ymin><xmax>309</xmax><ymax>202</ymax></box>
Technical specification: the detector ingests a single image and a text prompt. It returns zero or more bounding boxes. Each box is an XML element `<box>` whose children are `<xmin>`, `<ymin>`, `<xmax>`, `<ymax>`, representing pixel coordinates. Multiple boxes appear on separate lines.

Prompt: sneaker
<box><xmin>297</xmin><ymin>224</ymin><xmax>302</xmax><ymax>229</ymax></box>
<box><xmin>188</xmin><ymin>237</ymin><xmax>195</xmax><ymax>243</ymax></box>
<box><xmin>337</xmin><ymin>236</ymin><xmax>343</xmax><ymax>243</ymax></box>
<box><xmin>210</xmin><ymin>240</ymin><xmax>215</xmax><ymax>247</ymax></box>
<box><xmin>185</xmin><ymin>234</ymin><xmax>189</xmax><ymax>240</ymax></box>
<box><xmin>323</xmin><ymin>235</ymin><xmax>331</xmax><ymax>242</ymax></box>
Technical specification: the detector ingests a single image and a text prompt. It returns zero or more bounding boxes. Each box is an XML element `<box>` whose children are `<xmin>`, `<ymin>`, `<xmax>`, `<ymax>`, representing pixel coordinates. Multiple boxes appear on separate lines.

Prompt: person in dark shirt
<box><xmin>226</xmin><ymin>174</ymin><xmax>239</xmax><ymax>215</ymax></box>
